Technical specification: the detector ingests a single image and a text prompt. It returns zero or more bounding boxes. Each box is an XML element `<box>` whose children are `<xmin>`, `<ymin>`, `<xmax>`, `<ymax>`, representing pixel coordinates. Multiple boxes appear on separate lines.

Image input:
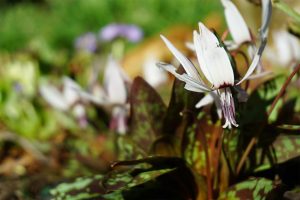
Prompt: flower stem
<box><xmin>267</xmin><ymin>63</ymin><xmax>300</xmax><ymax>116</ymax></box>
<box><xmin>272</xmin><ymin>0</ymin><xmax>300</xmax><ymax>23</ymax></box>
<box><xmin>197</xmin><ymin>124</ymin><xmax>213</xmax><ymax>200</ymax></box>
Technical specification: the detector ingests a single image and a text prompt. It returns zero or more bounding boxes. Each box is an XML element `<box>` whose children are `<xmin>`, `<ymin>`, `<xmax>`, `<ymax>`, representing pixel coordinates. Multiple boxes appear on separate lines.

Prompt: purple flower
<box><xmin>75</xmin><ymin>32</ymin><xmax>98</xmax><ymax>53</ymax></box>
<box><xmin>99</xmin><ymin>23</ymin><xmax>143</xmax><ymax>43</ymax></box>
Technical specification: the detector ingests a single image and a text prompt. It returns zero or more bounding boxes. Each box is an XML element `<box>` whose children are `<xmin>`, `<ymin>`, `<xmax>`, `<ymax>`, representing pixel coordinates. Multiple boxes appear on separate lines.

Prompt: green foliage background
<box><xmin>0</xmin><ymin>0</ymin><xmax>220</xmax><ymax>51</ymax></box>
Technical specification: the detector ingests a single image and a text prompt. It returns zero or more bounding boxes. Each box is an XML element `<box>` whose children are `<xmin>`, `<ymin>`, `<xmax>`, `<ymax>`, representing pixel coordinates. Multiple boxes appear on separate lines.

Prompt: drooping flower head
<box><xmin>99</xmin><ymin>23</ymin><xmax>143</xmax><ymax>43</ymax></box>
<box><xmin>39</xmin><ymin>54</ymin><xmax>130</xmax><ymax>133</ymax></box>
<box><xmin>157</xmin><ymin>20</ymin><xmax>270</xmax><ymax>128</ymax></box>
<box><xmin>221</xmin><ymin>0</ymin><xmax>272</xmax><ymax>48</ymax></box>
<box><xmin>75</xmin><ymin>55</ymin><xmax>131</xmax><ymax>134</ymax></box>
<box><xmin>220</xmin><ymin>0</ymin><xmax>272</xmax><ymax>75</ymax></box>
<box><xmin>221</xmin><ymin>0</ymin><xmax>252</xmax><ymax>47</ymax></box>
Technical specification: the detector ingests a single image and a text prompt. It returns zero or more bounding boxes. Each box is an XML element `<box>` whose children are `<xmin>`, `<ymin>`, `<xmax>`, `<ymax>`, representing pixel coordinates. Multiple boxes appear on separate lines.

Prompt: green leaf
<box><xmin>218</xmin><ymin>177</ymin><xmax>280</xmax><ymax>200</ymax></box>
<box><xmin>50</xmin><ymin>157</ymin><xmax>197</xmax><ymax>200</ymax></box>
<box><xmin>255</xmin><ymin>134</ymin><xmax>300</xmax><ymax>172</ymax></box>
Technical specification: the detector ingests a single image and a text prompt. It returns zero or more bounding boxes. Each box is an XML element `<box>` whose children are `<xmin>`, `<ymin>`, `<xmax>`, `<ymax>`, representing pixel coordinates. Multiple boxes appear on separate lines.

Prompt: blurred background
<box><xmin>0</xmin><ymin>0</ymin><xmax>223</xmax><ymax>199</ymax></box>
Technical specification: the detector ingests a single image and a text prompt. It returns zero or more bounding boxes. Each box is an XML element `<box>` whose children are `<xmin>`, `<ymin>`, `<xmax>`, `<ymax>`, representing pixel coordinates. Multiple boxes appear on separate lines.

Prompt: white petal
<box><xmin>193</xmin><ymin>30</ymin><xmax>213</xmax><ymax>85</ymax></box>
<box><xmin>184</xmin><ymin>84</ymin><xmax>207</xmax><ymax>93</ymax></box>
<box><xmin>195</xmin><ymin>92</ymin><xmax>214</xmax><ymax>108</ymax></box>
<box><xmin>196</xmin><ymin>91</ymin><xmax>222</xmax><ymax>118</ymax></box>
<box><xmin>221</xmin><ymin>0</ymin><xmax>251</xmax><ymax>45</ymax></box>
<box><xmin>39</xmin><ymin>84</ymin><xmax>69</xmax><ymax>111</ymax></box>
<box><xmin>237</xmin><ymin>39</ymin><xmax>267</xmax><ymax>85</ymax></box>
<box><xmin>185</xmin><ymin>42</ymin><xmax>195</xmax><ymax>51</ymax></box>
<box><xmin>112</xmin><ymin>107</ymin><xmax>128</xmax><ymax>135</ymax></box>
<box><xmin>273</xmin><ymin>30</ymin><xmax>300</xmax><ymax>66</ymax></box>
<box><xmin>77</xmin><ymin>89</ymin><xmax>108</xmax><ymax>105</ymax></box>
<box><xmin>63</xmin><ymin>77</ymin><xmax>82</xmax><ymax>105</ymax></box>
<box><xmin>160</xmin><ymin>35</ymin><xmax>201</xmax><ymax>80</ymax></box>
<box><xmin>247</xmin><ymin>70</ymin><xmax>272</xmax><ymax>80</ymax></box>
<box><xmin>157</xmin><ymin>62</ymin><xmax>211</xmax><ymax>92</ymax></box>
<box><xmin>224</xmin><ymin>40</ymin><xmax>239</xmax><ymax>50</ymax></box>
<box><xmin>207</xmin><ymin>48</ymin><xmax>235</xmax><ymax>88</ymax></box>
<box><xmin>194</xmin><ymin>24</ymin><xmax>234</xmax><ymax>88</ymax></box>
<box><xmin>72</xmin><ymin>104</ymin><xmax>86</xmax><ymax>119</ymax></box>
<box><xmin>143</xmin><ymin>56</ymin><xmax>168</xmax><ymax>87</ymax></box>
<box><xmin>104</xmin><ymin>56</ymin><xmax>127</xmax><ymax>104</ymax></box>
<box><xmin>197</xmin><ymin>23</ymin><xmax>220</xmax><ymax>48</ymax></box>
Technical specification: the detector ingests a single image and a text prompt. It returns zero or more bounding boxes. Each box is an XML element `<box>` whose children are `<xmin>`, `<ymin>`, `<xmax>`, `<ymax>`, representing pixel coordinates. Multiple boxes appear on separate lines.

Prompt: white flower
<box><xmin>221</xmin><ymin>0</ymin><xmax>272</xmax><ymax>48</ymax></box>
<box><xmin>157</xmin><ymin>23</ymin><xmax>266</xmax><ymax>129</ymax></box>
<box><xmin>79</xmin><ymin>55</ymin><xmax>129</xmax><ymax>105</ymax></box>
<box><xmin>265</xmin><ymin>30</ymin><xmax>300</xmax><ymax>67</ymax></box>
<box><xmin>221</xmin><ymin>0</ymin><xmax>272</xmax><ymax>75</ymax></box>
<box><xmin>77</xmin><ymin>55</ymin><xmax>130</xmax><ymax>134</ymax></box>
<box><xmin>39</xmin><ymin>77</ymin><xmax>88</xmax><ymax>127</ymax></box>
<box><xmin>40</xmin><ymin>56</ymin><xmax>130</xmax><ymax>133</ymax></box>
<box><xmin>221</xmin><ymin>0</ymin><xmax>252</xmax><ymax>47</ymax></box>
<box><xmin>142</xmin><ymin>55</ymin><xmax>168</xmax><ymax>87</ymax></box>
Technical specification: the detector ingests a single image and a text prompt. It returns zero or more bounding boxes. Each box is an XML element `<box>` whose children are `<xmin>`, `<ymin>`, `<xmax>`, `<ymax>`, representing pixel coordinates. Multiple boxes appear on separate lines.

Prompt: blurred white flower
<box><xmin>39</xmin><ymin>77</ymin><xmax>88</xmax><ymax>127</ymax></box>
<box><xmin>77</xmin><ymin>55</ymin><xmax>130</xmax><ymax>134</ymax></box>
<box><xmin>265</xmin><ymin>30</ymin><xmax>300</xmax><ymax>67</ymax></box>
<box><xmin>158</xmin><ymin>23</ymin><xmax>266</xmax><ymax>129</ymax></box>
<box><xmin>142</xmin><ymin>55</ymin><xmax>168</xmax><ymax>87</ymax></box>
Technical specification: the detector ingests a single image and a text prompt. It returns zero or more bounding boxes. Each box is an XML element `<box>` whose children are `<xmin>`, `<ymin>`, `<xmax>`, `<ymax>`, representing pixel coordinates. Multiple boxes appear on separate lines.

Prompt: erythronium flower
<box><xmin>221</xmin><ymin>0</ymin><xmax>252</xmax><ymax>48</ymax></box>
<box><xmin>220</xmin><ymin>0</ymin><xmax>272</xmax><ymax>75</ymax></box>
<box><xmin>221</xmin><ymin>0</ymin><xmax>272</xmax><ymax>48</ymax></box>
<box><xmin>142</xmin><ymin>55</ymin><xmax>168</xmax><ymax>87</ymax></box>
<box><xmin>157</xmin><ymin>23</ymin><xmax>268</xmax><ymax>129</ymax></box>
<box><xmin>39</xmin><ymin>77</ymin><xmax>88</xmax><ymax>128</ymax></box>
<box><xmin>77</xmin><ymin>55</ymin><xmax>131</xmax><ymax>134</ymax></box>
<box><xmin>265</xmin><ymin>29</ymin><xmax>300</xmax><ymax>67</ymax></box>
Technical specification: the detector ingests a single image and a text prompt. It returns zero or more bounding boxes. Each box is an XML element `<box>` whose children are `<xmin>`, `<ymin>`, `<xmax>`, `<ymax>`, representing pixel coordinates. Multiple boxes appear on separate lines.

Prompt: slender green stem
<box><xmin>272</xmin><ymin>0</ymin><xmax>300</xmax><ymax>23</ymax></box>
<box><xmin>267</xmin><ymin>63</ymin><xmax>300</xmax><ymax>116</ymax></box>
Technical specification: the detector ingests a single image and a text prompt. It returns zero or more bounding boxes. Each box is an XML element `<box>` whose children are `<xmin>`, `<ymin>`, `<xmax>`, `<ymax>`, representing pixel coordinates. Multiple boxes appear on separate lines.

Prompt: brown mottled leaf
<box><xmin>218</xmin><ymin>177</ymin><xmax>283</xmax><ymax>200</ymax></box>
<box><xmin>128</xmin><ymin>77</ymin><xmax>167</xmax><ymax>156</ymax></box>
<box><xmin>162</xmin><ymin>67</ymin><xmax>203</xmax><ymax>136</ymax></box>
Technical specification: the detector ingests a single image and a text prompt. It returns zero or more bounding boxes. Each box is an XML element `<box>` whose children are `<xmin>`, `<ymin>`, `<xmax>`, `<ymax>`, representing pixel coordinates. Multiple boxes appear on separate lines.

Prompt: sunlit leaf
<box><xmin>50</xmin><ymin>156</ymin><xmax>197</xmax><ymax>200</ymax></box>
<box><xmin>218</xmin><ymin>177</ymin><xmax>281</xmax><ymax>200</ymax></box>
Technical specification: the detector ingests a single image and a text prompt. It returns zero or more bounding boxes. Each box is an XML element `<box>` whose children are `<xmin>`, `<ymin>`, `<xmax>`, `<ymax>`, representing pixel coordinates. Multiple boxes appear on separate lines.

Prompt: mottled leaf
<box><xmin>128</xmin><ymin>77</ymin><xmax>167</xmax><ymax>156</ymax></box>
<box><xmin>50</xmin><ymin>157</ymin><xmax>197</xmax><ymax>200</ymax></box>
<box><xmin>255</xmin><ymin>134</ymin><xmax>300</xmax><ymax>172</ymax></box>
<box><xmin>184</xmin><ymin>114</ymin><xmax>222</xmax><ymax>176</ymax></box>
<box><xmin>50</xmin><ymin>175</ymin><xmax>105</xmax><ymax>200</ymax></box>
<box><xmin>218</xmin><ymin>177</ymin><xmax>281</xmax><ymax>200</ymax></box>
<box><xmin>163</xmin><ymin>67</ymin><xmax>203</xmax><ymax>136</ymax></box>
